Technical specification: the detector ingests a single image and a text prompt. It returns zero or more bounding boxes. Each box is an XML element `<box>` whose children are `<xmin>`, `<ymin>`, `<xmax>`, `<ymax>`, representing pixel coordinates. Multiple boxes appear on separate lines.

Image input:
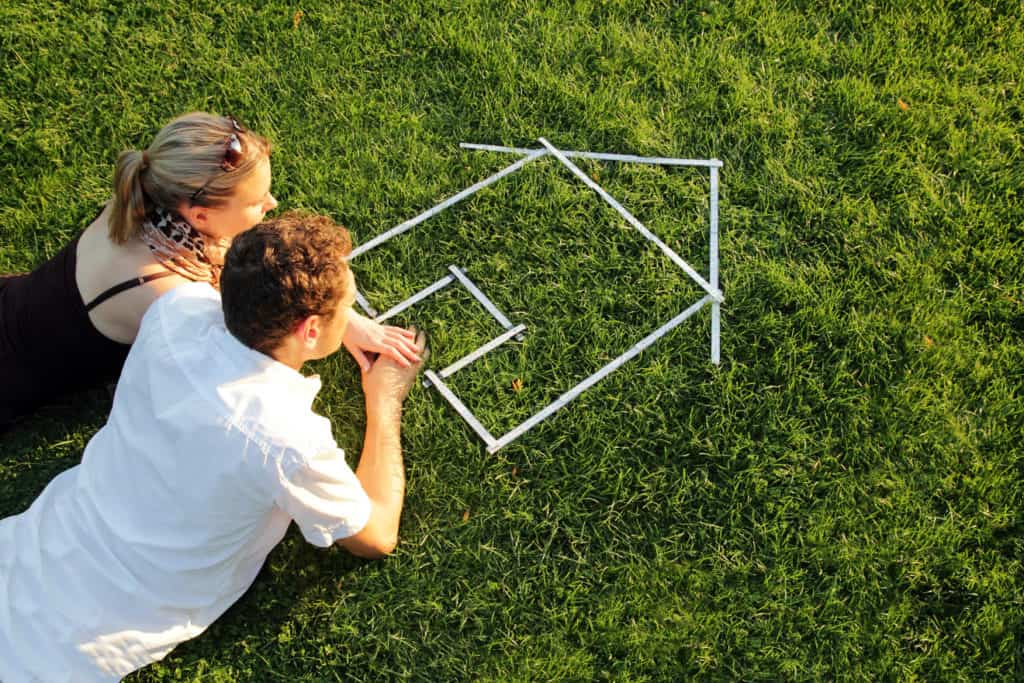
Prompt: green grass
<box><xmin>2</xmin><ymin>0</ymin><xmax>1022</xmax><ymax>680</ymax></box>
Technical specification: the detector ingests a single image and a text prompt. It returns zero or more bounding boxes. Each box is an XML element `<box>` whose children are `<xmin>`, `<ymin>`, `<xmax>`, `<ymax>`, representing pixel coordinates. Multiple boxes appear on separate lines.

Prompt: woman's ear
<box><xmin>177</xmin><ymin>202</ymin><xmax>212</xmax><ymax>232</ymax></box>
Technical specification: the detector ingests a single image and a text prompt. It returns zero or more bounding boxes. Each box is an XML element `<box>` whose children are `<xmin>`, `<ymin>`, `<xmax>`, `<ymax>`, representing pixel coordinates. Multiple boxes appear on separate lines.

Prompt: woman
<box><xmin>1</xmin><ymin>112</ymin><xmax>418</xmax><ymax>428</ymax></box>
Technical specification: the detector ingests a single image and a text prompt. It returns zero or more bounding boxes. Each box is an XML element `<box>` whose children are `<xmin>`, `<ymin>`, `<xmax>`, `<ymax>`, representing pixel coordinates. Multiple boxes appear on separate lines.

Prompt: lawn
<box><xmin>1</xmin><ymin>0</ymin><xmax>1021</xmax><ymax>680</ymax></box>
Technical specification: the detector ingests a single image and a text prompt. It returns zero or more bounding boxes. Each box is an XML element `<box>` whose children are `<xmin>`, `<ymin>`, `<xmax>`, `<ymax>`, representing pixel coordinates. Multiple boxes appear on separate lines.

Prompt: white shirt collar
<box><xmin>215</xmin><ymin>326</ymin><xmax>323</xmax><ymax>411</ymax></box>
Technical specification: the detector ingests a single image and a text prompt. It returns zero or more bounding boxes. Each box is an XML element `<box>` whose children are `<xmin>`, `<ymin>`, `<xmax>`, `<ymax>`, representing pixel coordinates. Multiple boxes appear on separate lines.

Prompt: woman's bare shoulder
<box><xmin>77</xmin><ymin>206</ymin><xmax>197</xmax><ymax>343</ymax></box>
<box><xmin>78</xmin><ymin>209</ymin><xmax>160</xmax><ymax>289</ymax></box>
<box><xmin>87</xmin><ymin>271</ymin><xmax>194</xmax><ymax>345</ymax></box>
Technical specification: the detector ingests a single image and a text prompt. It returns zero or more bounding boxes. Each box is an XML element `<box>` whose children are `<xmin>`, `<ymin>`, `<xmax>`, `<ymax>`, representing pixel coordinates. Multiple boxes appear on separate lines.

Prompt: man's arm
<box><xmin>337</xmin><ymin>401</ymin><xmax>405</xmax><ymax>558</ymax></box>
<box><xmin>337</xmin><ymin>330</ymin><xmax>426</xmax><ymax>559</ymax></box>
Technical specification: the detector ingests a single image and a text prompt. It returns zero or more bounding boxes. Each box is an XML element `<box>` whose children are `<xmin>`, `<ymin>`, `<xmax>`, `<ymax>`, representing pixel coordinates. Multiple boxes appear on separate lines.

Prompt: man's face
<box><xmin>311</xmin><ymin>268</ymin><xmax>357</xmax><ymax>360</ymax></box>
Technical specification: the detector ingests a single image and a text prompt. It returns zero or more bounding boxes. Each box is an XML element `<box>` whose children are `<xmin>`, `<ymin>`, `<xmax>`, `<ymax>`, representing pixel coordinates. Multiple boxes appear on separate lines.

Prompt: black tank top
<box><xmin>0</xmin><ymin>233</ymin><xmax>170</xmax><ymax>427</ymax></box>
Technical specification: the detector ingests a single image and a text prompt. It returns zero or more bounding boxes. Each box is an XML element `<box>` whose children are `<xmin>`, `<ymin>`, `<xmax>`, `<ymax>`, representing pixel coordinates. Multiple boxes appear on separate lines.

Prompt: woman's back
<box><xmin>77</xmin><ymin>204</ymin><xmax>187</xmax><ymax>344</ymax></box>
<box><xmin>0</xmin><ymin>216</ymin><xmax>132</xmax><ymax>424</ymax></box>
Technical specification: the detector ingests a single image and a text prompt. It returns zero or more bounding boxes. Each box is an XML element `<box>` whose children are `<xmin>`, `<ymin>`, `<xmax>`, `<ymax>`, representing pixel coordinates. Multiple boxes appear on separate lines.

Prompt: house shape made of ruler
<box><xmin>347</xmin><ymin>138</ymin><xmax>723</xmax><ymax>454</ymax></box>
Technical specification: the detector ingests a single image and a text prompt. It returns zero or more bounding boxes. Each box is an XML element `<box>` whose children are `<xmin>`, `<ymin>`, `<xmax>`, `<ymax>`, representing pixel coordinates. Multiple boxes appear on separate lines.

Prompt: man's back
<box><xmin>0</xmin><ymin>282</ymin><xmax>369</xmax><ymax>681</ymax></box>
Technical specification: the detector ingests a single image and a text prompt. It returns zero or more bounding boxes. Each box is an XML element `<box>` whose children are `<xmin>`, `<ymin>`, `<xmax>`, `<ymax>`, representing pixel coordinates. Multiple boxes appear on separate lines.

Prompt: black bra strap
<box><xmin>84</xmin><ymin>271</ymin><xmax>177</xmax><ymax>312</ymax></box>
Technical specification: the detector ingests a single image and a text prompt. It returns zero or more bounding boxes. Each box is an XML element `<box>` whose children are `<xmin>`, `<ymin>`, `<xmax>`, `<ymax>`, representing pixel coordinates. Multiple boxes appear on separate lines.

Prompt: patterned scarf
<box><xmin>139</xmin><ymin>206</ymin><xmax>230</xmax><ymax>287</ymax></box>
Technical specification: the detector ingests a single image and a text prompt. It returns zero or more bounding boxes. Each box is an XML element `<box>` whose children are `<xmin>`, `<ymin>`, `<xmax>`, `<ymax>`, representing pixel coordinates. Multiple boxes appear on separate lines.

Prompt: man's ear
<box><xmin>294</xmin><ymin>315</ymin><xmax>322</xmax><ymax>350</ymax></box>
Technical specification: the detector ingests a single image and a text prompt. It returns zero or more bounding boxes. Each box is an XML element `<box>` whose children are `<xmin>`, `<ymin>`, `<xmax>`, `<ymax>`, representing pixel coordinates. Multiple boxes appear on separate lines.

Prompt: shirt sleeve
<box><xmin>273</xmin><ymin>446</ymin><xmax>372</xmax><ymax>547</ymax></box>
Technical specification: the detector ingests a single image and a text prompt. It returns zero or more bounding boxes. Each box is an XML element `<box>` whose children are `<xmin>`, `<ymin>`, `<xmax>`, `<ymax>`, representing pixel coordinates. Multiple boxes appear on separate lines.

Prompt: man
<box><xmin>0</xmin><ymin>212</ymin><xmax>426</xmax><ymax>680</ymax></box>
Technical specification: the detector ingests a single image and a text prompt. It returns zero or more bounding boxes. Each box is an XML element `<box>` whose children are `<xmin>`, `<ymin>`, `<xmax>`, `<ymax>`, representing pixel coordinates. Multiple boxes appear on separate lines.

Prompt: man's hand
<box><xmin>361</xmin><ymin>328</ymin><xmax>427</xmax><ymax>414</ymax></box>
<box><xmin>344</xmin><ymin>311</ymin><xmax>422</xmax><ymax>372</ymax></box>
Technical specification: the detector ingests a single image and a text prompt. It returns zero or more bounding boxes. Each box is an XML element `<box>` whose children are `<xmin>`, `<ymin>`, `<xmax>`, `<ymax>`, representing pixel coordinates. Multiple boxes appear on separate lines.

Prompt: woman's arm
<box><xmin>342</xmin><ymin>310</ymin><xmax>422</xmax><ymax>371</ymax></box>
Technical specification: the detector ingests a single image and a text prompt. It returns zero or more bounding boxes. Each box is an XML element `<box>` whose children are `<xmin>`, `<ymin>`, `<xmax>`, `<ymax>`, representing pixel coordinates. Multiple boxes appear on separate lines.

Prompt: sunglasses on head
<box><xmin>190</xmin><ymin>117</ymin><xmax>247</xmax><ymax>204</ymax></box>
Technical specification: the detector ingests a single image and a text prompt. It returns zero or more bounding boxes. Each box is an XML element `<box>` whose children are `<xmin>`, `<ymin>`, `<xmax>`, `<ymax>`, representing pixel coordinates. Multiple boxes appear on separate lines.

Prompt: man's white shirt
<box><xmin>0</xmin><ymin>282</ymin><xmax>371</xmax><ymax>681</ymax></box>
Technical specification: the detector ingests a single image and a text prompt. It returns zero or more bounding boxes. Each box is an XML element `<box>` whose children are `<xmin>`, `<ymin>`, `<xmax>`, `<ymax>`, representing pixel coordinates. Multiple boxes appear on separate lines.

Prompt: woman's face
<box><xmin>185</xmin><ymin>156</ymin><xmax>278</xmax><ymax>241</ymax></box>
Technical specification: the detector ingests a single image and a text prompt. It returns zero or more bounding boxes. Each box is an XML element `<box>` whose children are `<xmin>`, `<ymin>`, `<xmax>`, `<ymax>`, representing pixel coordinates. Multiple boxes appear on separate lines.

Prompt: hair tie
<box><xmin>141</xmin><ymin>150</ymin><xmax>150</xmax><ymax>169</ymax></box>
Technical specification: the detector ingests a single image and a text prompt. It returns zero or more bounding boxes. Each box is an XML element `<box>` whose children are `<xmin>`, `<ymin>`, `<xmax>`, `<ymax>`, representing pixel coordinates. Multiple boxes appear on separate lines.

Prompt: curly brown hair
<box><xmin>221</xmin><ymin>211</ymin><xmax>352</xmax><ymax>357</ymax></box>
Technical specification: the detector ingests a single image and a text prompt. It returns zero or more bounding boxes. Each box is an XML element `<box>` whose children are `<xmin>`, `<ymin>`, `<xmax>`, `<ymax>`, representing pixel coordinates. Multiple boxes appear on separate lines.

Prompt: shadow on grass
<box><xmin>0</xmin><ymin>386</ymin><xmax>110</xmax><ymax>517</ymax></box>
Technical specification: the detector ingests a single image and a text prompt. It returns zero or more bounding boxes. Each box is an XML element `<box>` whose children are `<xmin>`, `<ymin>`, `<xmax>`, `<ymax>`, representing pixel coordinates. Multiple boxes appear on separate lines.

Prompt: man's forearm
<box><xmin>355</xmin><ymin>401</ymin><xmax>405</xmax><ymax>538</ymax></box>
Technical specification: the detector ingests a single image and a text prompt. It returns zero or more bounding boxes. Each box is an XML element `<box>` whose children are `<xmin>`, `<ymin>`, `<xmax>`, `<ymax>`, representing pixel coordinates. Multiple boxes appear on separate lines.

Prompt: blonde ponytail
<box><xmin>109</xmin><ymin>149</ymin><xmax>150</xmax><ymax>244</ymax></box>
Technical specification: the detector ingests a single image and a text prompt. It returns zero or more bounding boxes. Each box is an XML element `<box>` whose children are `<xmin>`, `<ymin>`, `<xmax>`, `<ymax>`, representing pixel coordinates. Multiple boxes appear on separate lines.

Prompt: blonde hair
<box><xmin>109</xmin><ymin>112</ymin><xmax>271</xmax><ymax>244</ymax></box>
